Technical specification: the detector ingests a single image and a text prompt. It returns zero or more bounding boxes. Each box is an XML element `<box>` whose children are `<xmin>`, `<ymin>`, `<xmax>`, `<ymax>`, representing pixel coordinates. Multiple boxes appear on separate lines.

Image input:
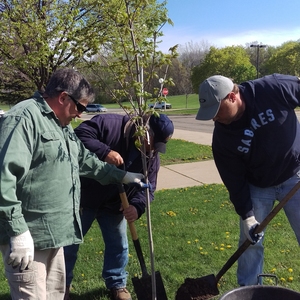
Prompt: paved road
<box><xmin>80</xmin><ymin>110</ymin><xmax>215</xmax><ymax>134</ymax></box>
<box><xmin>81</xmin><ymin>109</ymin><xmax>300</xmax><ymax>134</ymax></box>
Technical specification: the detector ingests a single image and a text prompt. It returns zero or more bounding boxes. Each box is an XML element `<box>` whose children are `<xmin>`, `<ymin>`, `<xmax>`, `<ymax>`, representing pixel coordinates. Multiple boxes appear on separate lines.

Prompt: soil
<box><xmin>175</xmin><ymin>276</ymin><xmax>219</xmax><ymax>300</ymax></box>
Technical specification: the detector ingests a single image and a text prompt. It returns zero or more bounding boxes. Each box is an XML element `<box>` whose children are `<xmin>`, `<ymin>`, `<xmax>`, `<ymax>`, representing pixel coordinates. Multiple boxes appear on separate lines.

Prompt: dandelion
<box><xmin>220</xmin><ymin>247</ymin><xmax>225</xmax><ymax>251</ymax></box>
<box><xmin>280</xmin><ymin>277</ymin><xmax>286</xmax><ymax>282</ymax></box>
<box><xmin>199</xmin><ymin>247</ymin><xmax>203</xmax><ymax>250</ymax></box>
<box><xmin>187</xmin><ymin>241</ymin><xmax>191</xmax><ymax>244</ymax></box>
<box><xmin>226</xmin><ymin>245</ymin><xmax>232</xmax><ymax>249</ymax></box>
<box><xmin>288</xmin><ymin>268</ymin><xmax>293</xmax><ymax>273</ymax></box>
<box><xmin>81</xmin><ymin>273</ymin><xmax>85</xmax><ymax>277</ymax></box>
<box><xmin>271</xmin><ymin>268</ymin><xmax>276</xmax><ymax>273</ymax></box>
<box><xmin>195</xmin><ymin>239</ymin><xmax>199</xmax><ymax>243</ymax></box>
<box><xmin>166</xmin><ymin>211</ymin><xmax>176</xmax><ymax>217</ymax></box>
<box><xmin>215</xmin><ymin>247</ymin><xmax>219</xmax><ymax>250</ymax></box>
<box><xmin>288</xmin><ymin>277</ymin><xmax>294</xmax><ymax>282</ymax></box>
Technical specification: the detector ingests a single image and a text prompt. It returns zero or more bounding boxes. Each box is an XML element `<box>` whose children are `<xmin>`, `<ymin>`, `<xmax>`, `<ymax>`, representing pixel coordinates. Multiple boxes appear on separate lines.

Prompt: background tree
<box><xmin>0</xmin><ymin>0</ymin><xmax>119</xmax><ymax>104</ymax></box>
<box><xmin>264</xmin><ymin>41</ymin><xmax>300</xmax><ymax>76</ymax></box>
<box><xmin>166</xmin><ymin>40</ymin><xmax>211</xmax><ymax>106</ymax></box>
<box><xmin>191</xmin><ymin>46</ymin><xmax>256</xmax><ymax>91</ymax></box>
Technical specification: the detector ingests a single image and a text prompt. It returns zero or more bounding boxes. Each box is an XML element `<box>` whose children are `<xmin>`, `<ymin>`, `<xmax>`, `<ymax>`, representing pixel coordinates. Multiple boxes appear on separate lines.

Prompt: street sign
<box><xmin>162</xmin><ymin>88</ymin><xmax>168</xmax><ymax>96</ymax></box>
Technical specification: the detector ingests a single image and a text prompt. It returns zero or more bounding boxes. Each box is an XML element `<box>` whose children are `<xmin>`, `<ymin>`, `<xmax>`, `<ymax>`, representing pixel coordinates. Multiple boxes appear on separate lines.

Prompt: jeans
<box><xmin>237</xmin><ymin>171</ymin><xmax>300</xmax><ymax>286</ymax></box>
<box><xmin>64</xmin><ymin>208</ymin><xmax>128</xmax><ymax>290</ymax></box>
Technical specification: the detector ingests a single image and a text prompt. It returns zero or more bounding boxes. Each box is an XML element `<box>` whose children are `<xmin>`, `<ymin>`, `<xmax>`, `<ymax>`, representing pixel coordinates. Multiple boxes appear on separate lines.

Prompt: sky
<box><xmin>159</xmin><ymin>0</ymin><xmax>300</xmax><ymax>52</ymax></box>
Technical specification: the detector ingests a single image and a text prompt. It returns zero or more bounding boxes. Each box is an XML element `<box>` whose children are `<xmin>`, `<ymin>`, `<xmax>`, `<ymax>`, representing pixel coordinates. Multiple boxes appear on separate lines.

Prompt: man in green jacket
<box><xmin>0</xmin><ymin>68</ymin><xmax>143</xmax><ymax>300</ymax></box>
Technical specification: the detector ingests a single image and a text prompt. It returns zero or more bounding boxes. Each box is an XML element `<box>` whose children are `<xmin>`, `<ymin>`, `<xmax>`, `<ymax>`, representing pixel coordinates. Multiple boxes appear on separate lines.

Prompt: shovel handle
<box><xmin>118</xmin><ymin>184</ymin><xmax>149</xmax><ymax>276</ymax></box>
<box><xmin>118</xmin><ymin>185</ymin><xmax>138</xmax><ymax>240</ymax></box>
<box><xmin>215</xmin><ymin>180</ymin><xmax>300</xmax><ymax>282</ymax></box>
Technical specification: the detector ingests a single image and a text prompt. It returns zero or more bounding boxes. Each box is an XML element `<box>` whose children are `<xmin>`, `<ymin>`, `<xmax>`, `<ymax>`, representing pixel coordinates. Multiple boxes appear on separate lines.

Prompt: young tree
<box><xmin>76</xmin><ymin>2</ymin><xmax>176</xmax><ymax>299</ymax></box>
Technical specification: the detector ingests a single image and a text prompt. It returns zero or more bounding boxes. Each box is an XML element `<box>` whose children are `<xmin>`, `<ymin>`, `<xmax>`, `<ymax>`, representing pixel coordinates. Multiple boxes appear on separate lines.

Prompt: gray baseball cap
<box><xmin>196</xmin><ymin>75</ymin><xmax>234</xmax><ymax>120</ymax></box>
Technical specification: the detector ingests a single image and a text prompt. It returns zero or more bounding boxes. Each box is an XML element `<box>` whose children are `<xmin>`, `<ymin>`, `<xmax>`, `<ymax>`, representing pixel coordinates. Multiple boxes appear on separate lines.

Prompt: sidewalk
<box><xmin>156</xmin><ymin>129</ymin><xmax>223</xmax><ymax>190</ymax></box>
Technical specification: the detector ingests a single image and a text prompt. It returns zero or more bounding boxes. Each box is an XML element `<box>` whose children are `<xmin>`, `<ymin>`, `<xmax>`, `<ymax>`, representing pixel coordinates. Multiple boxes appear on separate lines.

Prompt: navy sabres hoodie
<box><xmin>212</xmin><ymin>74</ymin><xmax>300</xmax><ymax>218</ymax></box>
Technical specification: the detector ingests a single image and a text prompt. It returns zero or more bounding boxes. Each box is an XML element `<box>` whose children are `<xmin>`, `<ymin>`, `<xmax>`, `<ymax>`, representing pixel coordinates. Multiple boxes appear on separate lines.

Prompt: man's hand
<box><xmin>105</xmin><ymin>150</ymin><xmax>124</xmax><ymax>166</ymax></box>
<box><xmin>7</xmin><ymin>230</ymin><xmax>34</xmax><ymax>271</ymax></box>
<box><xmin>242</xmin><ymin>216</ymin><xmax>264</xmax><ymax>244</ymax></box>
<box><xmin>121</xmin><ymin>205</ymin><xmax>138</xmax><ymax>223</ymax></box>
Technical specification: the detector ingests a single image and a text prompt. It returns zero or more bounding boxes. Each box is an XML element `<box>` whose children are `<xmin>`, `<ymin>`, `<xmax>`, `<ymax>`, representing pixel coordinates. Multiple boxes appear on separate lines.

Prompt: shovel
<box><xmin>175</xmin><ymin>180</ymin><xmax>300</xmax><ymax>300</ymax></box>
<box><xmin>118</xmin><ymin>184</ymin><xmax>168</xmax><ymax>300</ymax></box>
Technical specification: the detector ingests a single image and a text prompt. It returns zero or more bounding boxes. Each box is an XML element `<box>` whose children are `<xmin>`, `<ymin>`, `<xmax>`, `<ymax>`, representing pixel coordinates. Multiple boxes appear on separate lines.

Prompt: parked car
<box><xmin>0</xmin><ymin>108</ymin><xmax>5</xmax><ymax>117</ymax></box>
<box><xmin>85</xmin><ymin>104</ymin><xmax>107</xmax><ymax>113</ymax></box>
<box><xmin>148</xmin><ymin>101</ymin><xmax>172</xmax><ymax>109</ymax></box>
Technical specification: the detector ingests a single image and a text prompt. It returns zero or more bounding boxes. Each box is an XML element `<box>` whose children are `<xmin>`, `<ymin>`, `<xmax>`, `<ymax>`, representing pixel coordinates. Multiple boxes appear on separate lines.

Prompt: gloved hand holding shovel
<box><xmin>242</xmin><ymin>216</ymin><xmax>264</xmax><ymax>244</ymax></box>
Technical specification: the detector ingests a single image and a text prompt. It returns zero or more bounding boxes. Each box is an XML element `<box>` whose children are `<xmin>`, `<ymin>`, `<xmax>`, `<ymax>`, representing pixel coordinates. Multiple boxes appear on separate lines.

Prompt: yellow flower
<box><xmin>288</xmin><ymin>277</ymin><xmax>293</xmax><ymax>282</ymax></box>
<box><xmin>288</xmin><ymin>268</ymin><xmax>293</xmax><ymax>273</ymax></box>
<box><xmin>280</xmin><ymin>277</ymin><xmax>286</xmax><ymax>282</ymax></box>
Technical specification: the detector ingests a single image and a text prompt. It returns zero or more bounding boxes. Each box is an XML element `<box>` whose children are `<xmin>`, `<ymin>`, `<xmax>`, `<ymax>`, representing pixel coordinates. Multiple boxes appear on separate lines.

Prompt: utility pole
<box><xmin>250</xmin><ymin>43</ymin><xmax>267</xmax><ymax>78</ymax></box>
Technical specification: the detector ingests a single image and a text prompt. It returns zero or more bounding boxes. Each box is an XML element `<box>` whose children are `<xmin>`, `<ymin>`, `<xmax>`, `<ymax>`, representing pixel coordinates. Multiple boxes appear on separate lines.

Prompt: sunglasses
<box><xmin>67</xmin><ymin>94</ymin><xmax>86</xmax><ymax>113</ymax></box>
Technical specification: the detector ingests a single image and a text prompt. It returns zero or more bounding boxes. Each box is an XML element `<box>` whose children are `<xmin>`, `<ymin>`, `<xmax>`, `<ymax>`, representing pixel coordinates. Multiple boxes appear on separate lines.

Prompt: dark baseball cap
<box><xmin>149</xmin><ymin>114</ymin><xmax>174</xmax><ymax>153</ymax></box>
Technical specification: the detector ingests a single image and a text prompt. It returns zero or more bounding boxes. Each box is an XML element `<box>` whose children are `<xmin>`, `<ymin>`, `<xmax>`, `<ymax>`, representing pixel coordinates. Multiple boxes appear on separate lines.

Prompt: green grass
<box><xmin>160</xmin><ymin>139</ymin><xmax>213</xmax><ymax>165</ymax></box>
<box><xmin>100</xmin><ymin>94</ymin><xmax>200</xmax><ymax>110</ymax></box>
<box><xmin>0</xmin><ymin>94</ymin><xmax>200</xmax><ymax>118</ymax></box>
<box><xmin>1</xmin><ymin>185</ymin><xmax>298</xmax><ymax>299</ymax></box>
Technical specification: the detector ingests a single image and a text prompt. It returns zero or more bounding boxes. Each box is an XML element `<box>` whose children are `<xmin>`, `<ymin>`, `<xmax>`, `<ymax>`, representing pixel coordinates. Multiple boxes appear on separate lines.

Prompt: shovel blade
<box><xmin>175</xmin><ymin>274</ymin><xmax>219</xmax><ymax>300</ymax></box>
<box><xmin>132</xmin><ymin>271</ymin><xmax>168</xmax><ymax>300</ymax></box>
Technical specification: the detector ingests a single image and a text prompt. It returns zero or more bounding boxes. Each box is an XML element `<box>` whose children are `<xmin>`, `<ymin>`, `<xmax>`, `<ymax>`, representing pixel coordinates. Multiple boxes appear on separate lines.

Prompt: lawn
<box><xmin>0</xmin><ymin>138</ymin><xmax>299</xmax><ymax>299</ymax></box>
<box><xmin>1</xmin><ymin>185</ymin><xmax>298</xmax><ymax>300</ymax></box>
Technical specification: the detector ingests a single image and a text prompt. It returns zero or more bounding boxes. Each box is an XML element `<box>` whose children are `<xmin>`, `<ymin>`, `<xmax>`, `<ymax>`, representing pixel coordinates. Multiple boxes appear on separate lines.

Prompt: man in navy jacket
<box><xmin>64</xmin><ymin>113</ymin><xmax>174</xmax><ymax>300</ymax></box>
<box><xmin>196</xmin><ymin>74</ymin><xmax>300</xmax><ymax>286</ymax></box>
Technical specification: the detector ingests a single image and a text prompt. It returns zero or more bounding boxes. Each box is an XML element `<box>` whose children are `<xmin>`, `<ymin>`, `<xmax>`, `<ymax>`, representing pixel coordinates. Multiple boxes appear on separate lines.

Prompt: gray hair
<box><xmin>45</xmin><ymin>68</ymin><xmax>95</xmax><ymax>103</ymax></box>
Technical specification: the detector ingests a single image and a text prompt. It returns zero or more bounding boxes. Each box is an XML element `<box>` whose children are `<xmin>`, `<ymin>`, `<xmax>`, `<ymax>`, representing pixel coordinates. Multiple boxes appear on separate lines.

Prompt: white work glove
<box><xmin>7</xmin><ymin>230</ymin><xmax>34</xmax><ymax>271</ymax></box>
<box><xmin>242</xmin><ymin>216</ymin><xmax>264</xmax><ymax>244</ymax></box>
<box><xmin>122</xmin><ymin>171</ymin><xmax>148</xmax><ymax>189</ymax></box>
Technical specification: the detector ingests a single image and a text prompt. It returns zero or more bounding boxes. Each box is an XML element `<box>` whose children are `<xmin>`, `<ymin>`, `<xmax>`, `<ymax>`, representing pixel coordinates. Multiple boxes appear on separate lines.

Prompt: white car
<box><xmin>85</xmin><ymin>104</ymin><xmax>108</xmax><ymax>113</ymax></box>
<box><xmin>0</xmin><ymin>108</ymin><xmax>4</xmax><ymax>117</ymax></box>
<box><xmin>148</xmin><ymin>101</ymin><xmax>172</xmax><ymax>109</ymax></box>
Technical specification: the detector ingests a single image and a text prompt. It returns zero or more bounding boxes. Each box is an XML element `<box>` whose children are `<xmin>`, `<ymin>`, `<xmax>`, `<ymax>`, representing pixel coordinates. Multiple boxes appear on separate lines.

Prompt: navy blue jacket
<box><xmin>74</xmin><ymin>114</ymin><xmax>159</xmax><ymax>218</ymax></box>
<box><xmin>212</xmin><ymin>74</ymin><xmax>300</xmax><ymax>218</ymax></box>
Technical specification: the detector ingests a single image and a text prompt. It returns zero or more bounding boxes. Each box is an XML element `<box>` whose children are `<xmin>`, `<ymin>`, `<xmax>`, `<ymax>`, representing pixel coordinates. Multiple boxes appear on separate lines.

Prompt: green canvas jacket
<box><xmin>0</xmin><ymin>92</ymin><xmax>125</xmax><ymax>249</ymax></box>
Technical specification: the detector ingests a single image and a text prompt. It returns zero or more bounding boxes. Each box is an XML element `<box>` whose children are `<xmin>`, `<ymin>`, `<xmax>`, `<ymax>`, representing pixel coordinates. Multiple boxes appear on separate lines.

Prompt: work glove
<box><xmin>122</xmin><ymin>171</ymin><xmax>150</xmax><ymax>189</ymax></box>
<box><xmin>7</xmin><ymin>230</ymin><xmax>34</xmax><ymax>271</ymax></box>
<box><xmin>242</xmin><ymin>216</ymin><xmax>264</xmax><ymax>244</ymax></box>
